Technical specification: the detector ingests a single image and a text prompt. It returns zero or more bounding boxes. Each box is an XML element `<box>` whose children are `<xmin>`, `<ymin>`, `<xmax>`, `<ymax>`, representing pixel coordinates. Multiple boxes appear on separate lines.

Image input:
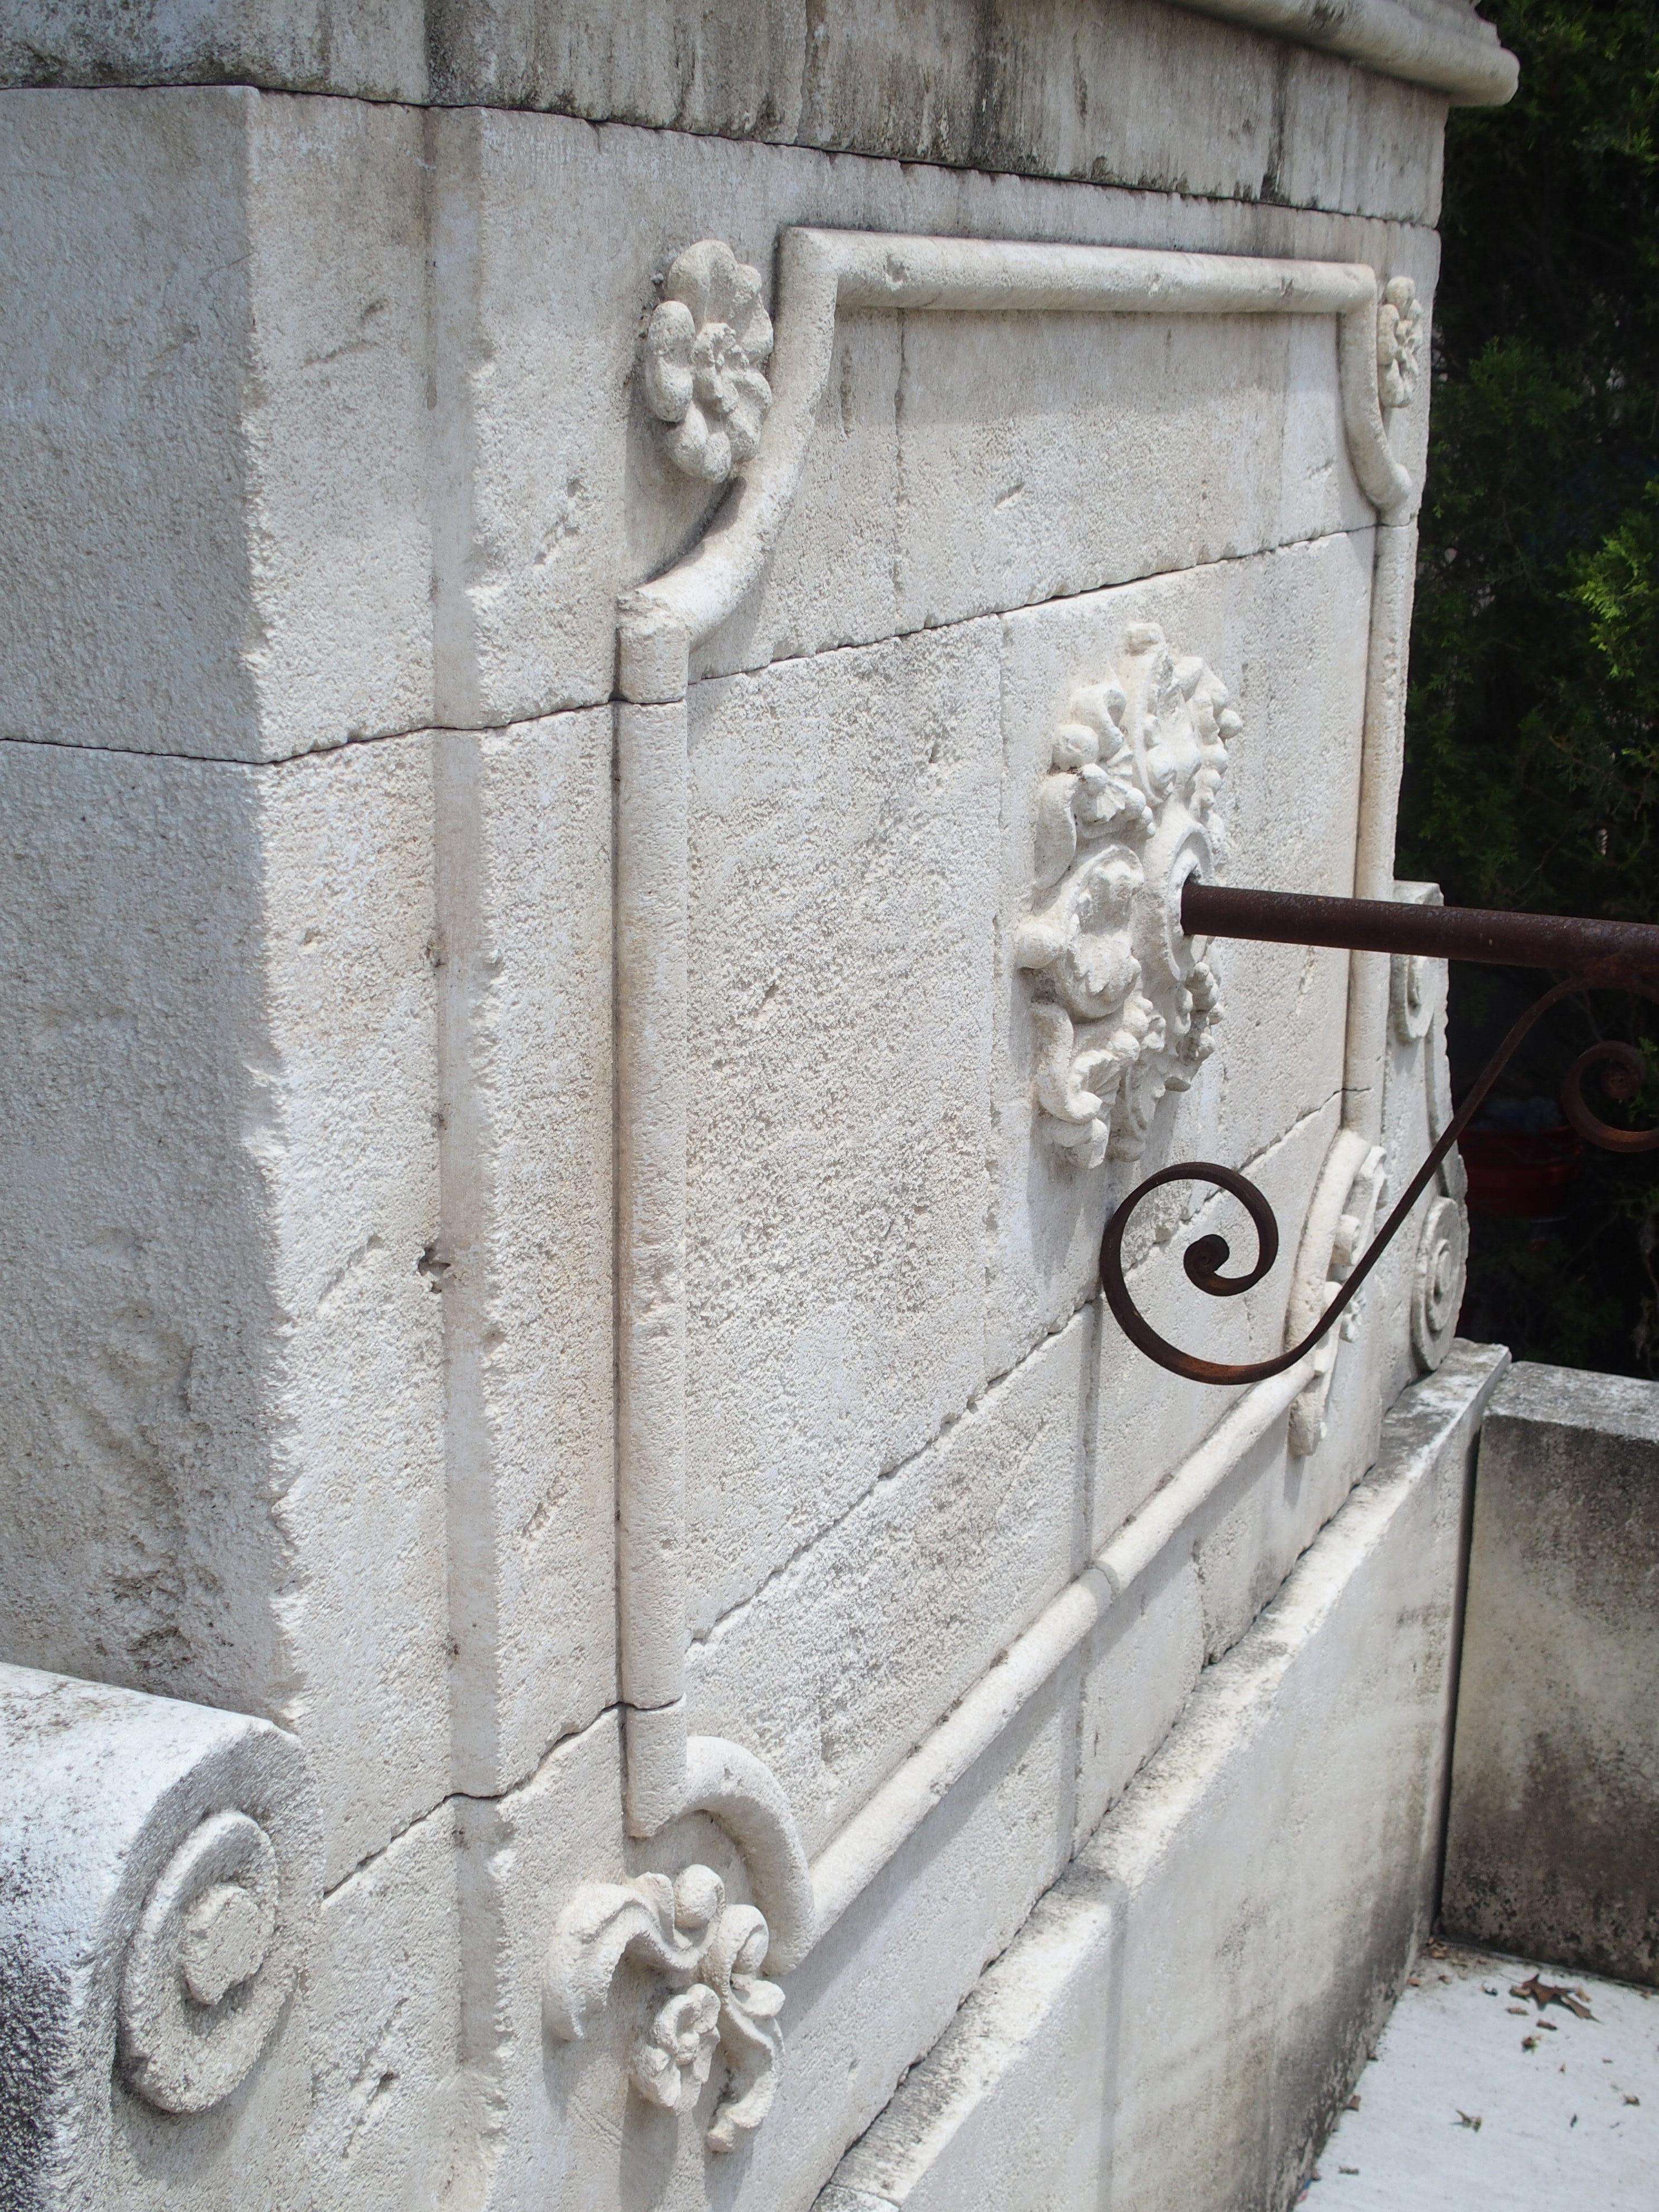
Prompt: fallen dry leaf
<box><xmin>1522</xmin><ymin>2035</ymin><xmax>1539</xmax><ymax>2051</ymax></box>
<box><xmin>1626</xmin><ymin>2095</ymin><xmax>1641</xmax><ymax>2107</ymax></box>
<box><xmin>1507</xmin><ymin>2006</ymin><xmax>1530</xmax><ymax>2016</ymax></box>
<box><xmin>1345</xmin><ymin>2094</ymin><xmax>1361</xmax><ymax>2111</ymax></box>
<box><xmin>1339</xmin><ymin>2167</ymin><xmax>1360</xmax><ymax>2176</ymax></box>
<box><xmin>1510</xmin><ymin>1975</ymin><xmax>1595</xmax><ymax>2021</ymax></box>
<box><xmin>1455</xmin><ymin>2111</ymin><xmax>1483</xmax><ymax>2131</ymax></box>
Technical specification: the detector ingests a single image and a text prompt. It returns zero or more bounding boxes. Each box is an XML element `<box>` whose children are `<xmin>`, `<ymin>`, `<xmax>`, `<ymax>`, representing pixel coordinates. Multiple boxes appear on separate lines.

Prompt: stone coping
<box><xmin>1173</xmin><ymin>1</ymin><xmax>1516</xmax><ymax>105</ymax></box>
<box><xmin>0</xmin><ymin>0</ymin><xmax>1517</xmax><ymax>118</ymax></box>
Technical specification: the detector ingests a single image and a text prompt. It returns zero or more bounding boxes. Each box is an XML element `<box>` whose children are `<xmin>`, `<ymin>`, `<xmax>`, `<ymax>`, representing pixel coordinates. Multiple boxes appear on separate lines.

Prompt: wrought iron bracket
<box><xmin>1099</xmin><ymin>882</ymin><xmax>1659</xmax><ymax>1386</ymax></box>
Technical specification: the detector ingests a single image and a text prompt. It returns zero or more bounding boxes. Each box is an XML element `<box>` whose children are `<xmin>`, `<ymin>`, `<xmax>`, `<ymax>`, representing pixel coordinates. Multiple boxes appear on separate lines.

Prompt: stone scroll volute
<box><xmin>1016</xmin><ymin>623</ymin><xmax>1238</xmax><ymax>1167</ymax></box>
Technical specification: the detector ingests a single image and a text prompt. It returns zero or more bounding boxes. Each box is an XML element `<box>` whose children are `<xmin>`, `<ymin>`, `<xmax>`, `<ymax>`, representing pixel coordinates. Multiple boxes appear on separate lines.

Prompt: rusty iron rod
<box><xmin>1181</xmin><ymin>880</ymin><xmax>1659</xmax><ymax>983</ymax></box>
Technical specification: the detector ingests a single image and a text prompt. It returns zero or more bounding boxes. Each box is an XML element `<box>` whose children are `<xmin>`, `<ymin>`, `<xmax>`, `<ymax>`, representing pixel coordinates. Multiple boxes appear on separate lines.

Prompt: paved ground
<box><xmin>1307</xmin><ymin>1941</ymin><xmax>1659</xmax><ymax>2206</ymax></box>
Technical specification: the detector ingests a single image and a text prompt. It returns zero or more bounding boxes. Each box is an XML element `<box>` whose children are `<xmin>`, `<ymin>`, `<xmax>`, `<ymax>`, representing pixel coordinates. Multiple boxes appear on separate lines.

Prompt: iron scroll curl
<box><xmin>1099</xmin><ymin>977</ymin><xmax>1659</xmax><ymax>1387</ymax></box>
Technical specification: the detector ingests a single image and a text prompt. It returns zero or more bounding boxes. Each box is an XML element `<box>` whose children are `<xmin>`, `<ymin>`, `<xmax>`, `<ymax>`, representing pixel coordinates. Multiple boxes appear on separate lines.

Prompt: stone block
<box><xmin>0</xmin><ymin>735</ymin><xmax>448</xmax><ymax>1887</ymax></box>
<box><xmin>0</xmin><ymin>0</ymin><xmax>426</xmax><ymax>100</ymax></box>
<box><xmin>1089</xmin><ymin>1342</ymin><xmax>1503</xmax><ymax>2211</ymax></box>
<box><xmin>687</xmin><ymin>1312</ymin><xmax>1093</xmax><ymax>1855</ymax></box>
<box><xmin>301</xmin><ymin>1807</ymin><xmax>467</xmax><ymax>2209</ymax></box>
<box><xmin>681</xmin><ymin>622</ymin><xmax>1002</xmax><ymax>1628</ymax></box>
<box><xmin>813</xmin><ymin>1876</ymin><xmax>1119</xmax><ymax>2212</ymax></box>
<box><xmin>0</xmin><ymin>87</ymin><xmax>432</xmax><ymax>762</ymax></box>
<box><xmin>989</xmin><ymin>532</ymin><xmax>1374</xmax><ymax>1376</ymax></box>
<box><xmin>0</xmin><ymin>91</ymin><xmax>1436</xmax><ymax>757</ymax></box>
<box><xmin>434</xmin><ymin>710</ymin><xmax>618</xmax><ymax>1796</ymax></box>
<box><xmin>1443</xmin><ymin>1362</ymin><xmax>1659</xmax><ymax>1987</ymax></box>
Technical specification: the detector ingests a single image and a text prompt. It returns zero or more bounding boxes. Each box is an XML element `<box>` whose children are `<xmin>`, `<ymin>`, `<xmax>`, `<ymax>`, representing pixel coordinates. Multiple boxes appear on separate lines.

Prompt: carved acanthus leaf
<box><xmin>1018</xmin><ymin>623</ymin><xmax>1236</xmax><ymax>1167</ymax></box>
<box><xmin>544</xmin><ymin>1864</ymin><xmax>784</xmax><ymax>2152</ymax></box>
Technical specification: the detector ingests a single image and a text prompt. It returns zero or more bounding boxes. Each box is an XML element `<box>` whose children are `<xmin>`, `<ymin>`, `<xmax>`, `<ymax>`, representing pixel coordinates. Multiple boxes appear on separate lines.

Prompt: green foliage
<box><xmin>1400</xmin><ymin>0</ymin><xmax>1659</xmax><ymax>1371</ymax></box>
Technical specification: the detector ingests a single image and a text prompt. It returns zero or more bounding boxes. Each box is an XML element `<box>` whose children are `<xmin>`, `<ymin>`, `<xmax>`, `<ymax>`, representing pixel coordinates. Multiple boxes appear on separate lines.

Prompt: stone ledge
<box><xmin>0</xmin><ymin>1</ymin><xmax>1513</xmax><ymax>171</ymax></box>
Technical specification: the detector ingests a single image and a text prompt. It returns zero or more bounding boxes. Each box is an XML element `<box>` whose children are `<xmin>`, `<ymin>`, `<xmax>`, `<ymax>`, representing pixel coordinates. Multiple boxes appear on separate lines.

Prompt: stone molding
<box><xmin>0</xmin><ymin>1</ymin><xmax>1516</xmax><ymax>109</ymax></box>
<box><xmin>1169</xmin><ymin>0</ymin><xmax>1516</xmax><ymax>105</ymax></box>
<box><xmin>0</xmin><ymin>1665</ymin><xmax>320</xmax><ymax>2203</ymax></box>
<box><xmin>612</xmin><ymin>227</ymin><xmax>1424</xmax><ymax>1857</ymax></box>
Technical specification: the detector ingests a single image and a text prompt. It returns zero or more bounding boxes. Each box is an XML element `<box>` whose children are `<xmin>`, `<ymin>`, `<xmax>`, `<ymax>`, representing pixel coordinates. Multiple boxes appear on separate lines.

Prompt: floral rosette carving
<box><xmin>643</xmin><ymin>240</ymin><xmax>774</xmax><ymax>483</ymax></box>
<box><xmin>1376</xmin><ymin>275</ymin><xmax>1424</xmax><ymax>410</ymax></box>
<box><xmin>1016</xmin><ymin>623</ymin><xmax>1238</xmax><ymax>1168</ymax></box>
<box><xmin>545</xmin><ymin>1863</ymin><xmax>784</xmax><ymax>2153</ymax></box>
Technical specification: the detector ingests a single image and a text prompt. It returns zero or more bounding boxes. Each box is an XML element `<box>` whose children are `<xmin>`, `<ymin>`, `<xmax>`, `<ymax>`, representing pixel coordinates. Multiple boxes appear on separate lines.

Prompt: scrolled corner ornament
<box><xmin>1287</xmin><ymin>1136</ymin><xmax>1389</xmax><ymax>1458</ymax></box>
<box><xmin>545</xmin><ymin>1864</ymin><xmax>785</xmax><ymax>2153</ymax></box>
<box><xmin>1016</xmin><ymin>623</ymin><xmax>1238</xmax><ymax>1168</ymax></box>
<box><xmin>642</xmin><ymin>240</ymin><xmax>774</xmax><ymax>484</ymax></box>
<box><xmin>1410</xmin><ymin>1192</ymin><xmax>1468</xmax><ymax>1374</ymax></box>
<box><xmin>118</xmin><ymin>1807</ymin><xmax>298</xmax><ymax>2114</ymax></box>
<box><xmin>1376</xmin><ymin>275</ymin><xmax>1424</xmax><ymax>411</ymax></box>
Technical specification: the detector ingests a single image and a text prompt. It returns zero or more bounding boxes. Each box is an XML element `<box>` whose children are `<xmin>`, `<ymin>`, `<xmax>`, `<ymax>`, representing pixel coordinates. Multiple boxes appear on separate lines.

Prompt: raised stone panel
<box><xmin>685</xmin><ymin>1311</ymin><xmax>1093</xmax><ymax>1856</ymax></box>
<box><xmin>682</xmin><ymin>621</ymin><xmax>1002</xmax><ymax>1629</ymax></box>
<box><xmin>720</xmin><ymin>306</ymin><xmax>1375</xmax><ymax>681</ymax></box>
<box><xmin>434</xmin><ymin>710</ymin><xmax>618</xmax><ymax>1797</ymax></box>
<box><xmin>0</xmin><ymin>89</ymin><xmax>433</xmax><ymax>763</ymax></box>
<box><xmin>990</xmin><ymin>532</ymin><xmax>1373</xmax><ymax>1377</ymax></box>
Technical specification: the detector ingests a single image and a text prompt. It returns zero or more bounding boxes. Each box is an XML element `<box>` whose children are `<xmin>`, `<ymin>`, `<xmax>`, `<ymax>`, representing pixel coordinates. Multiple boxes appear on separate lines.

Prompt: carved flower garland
<box><xmin>1016</xmin><ymin>624</ymin><xmax>1238</xmax><ymax>1168</ymax></box>
<box><xmin>644</xmin><ymin>240</ymin><xmax>775</xmax><ymax>482</ymax></box>
<box><xmin>1376</xmin><ymin>275</ymin><xmax>1424</xmax><ymax>410</ymax></box>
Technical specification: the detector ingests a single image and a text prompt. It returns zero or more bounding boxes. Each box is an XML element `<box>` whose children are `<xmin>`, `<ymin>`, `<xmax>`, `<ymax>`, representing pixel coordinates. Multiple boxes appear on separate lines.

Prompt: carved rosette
<box><xmin>1016</xmin><ymin>623</ymin><xmax>1237</xmax><ymax>1167</ymax></box>
<box><xmin>545</xmin><ymin>1865</ymin><xmax>785</xmax><ymax>2153</ymax></box>
<box><xmin>643</xmin><ymin>241</ymin><xmax>774</xmax><ymax>483</ymax></box>
<box><xmin>1376</xmin><ymin>276</ymin><xmax>1424</xmax><ymax>410</ymax></box>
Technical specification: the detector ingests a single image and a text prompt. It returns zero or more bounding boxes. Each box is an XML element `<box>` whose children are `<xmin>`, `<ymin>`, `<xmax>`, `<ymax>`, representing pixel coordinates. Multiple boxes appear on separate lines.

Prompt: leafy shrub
<box><xmin>1400</xmin><ymin>0</ymin><xmax>1659</xmax><ymax>1371</ymax></box>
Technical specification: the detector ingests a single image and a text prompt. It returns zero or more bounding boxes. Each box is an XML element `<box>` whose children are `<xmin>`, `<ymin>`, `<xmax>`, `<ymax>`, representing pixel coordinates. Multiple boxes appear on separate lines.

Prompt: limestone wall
<box><xmin>0</xmin><ymin>6</ymin><xmax>1511</xmax><ymax>2208</ymax></box>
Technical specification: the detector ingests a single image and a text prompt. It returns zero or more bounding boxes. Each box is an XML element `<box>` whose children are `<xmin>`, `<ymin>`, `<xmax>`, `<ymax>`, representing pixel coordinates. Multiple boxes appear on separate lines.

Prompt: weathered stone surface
<box><xmin>687</xmin><ymin>1313</ymin><xmax>1092</xmax><ymax>1855</ymax></box>
<box><xmin>682</xmin><ymin>620</ymin><xmax>1002</xmax><ymax>1627</ymax></box>
<box><xmin>450</xmin><ymin>104</ymin><xmax>1436</xmax><ymax>724</ymax></box>
<box><xmin>0</xmin><ymin>736</ymin><xmax>448</xmax><ymax>1886</ymax></box>
<box><xmin>0</xmin><ymin>88</ymin><xmax>1437</xmax><ymax>760</ymax></box>
<box><xmin>0</xmin><ymin>11</ymin><xmax>1482</xmax><ymax>2205</ymax></box>
<box><xmin>434</xmin><ymin>710</ymin><xmax>618</xmax><ymax>1796</ymax></box>
<box><xmin>819</xmin><ymin>1342</ymin><xmax>1507</xmax><ymax>2211</ymax></box>
<box><xmin>1443</xmin><ymin>1362</ymin><xmax>1659</xmax><ymax>1988</ymax></box>
<box><xmin>0</xmin><ymin>87</ymin><xmax>433</xmax><ymax>763</ymax></box>
<box><xmin>0</xmin><ymin>1</ymin><xmax>1508</xmax><ymax>219</ymax></box>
